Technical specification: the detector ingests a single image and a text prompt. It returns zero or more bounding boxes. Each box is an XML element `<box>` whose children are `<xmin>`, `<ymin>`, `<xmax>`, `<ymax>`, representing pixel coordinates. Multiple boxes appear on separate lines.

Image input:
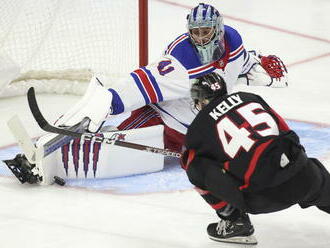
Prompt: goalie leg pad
<box><xmin>35</xmin><ymin>125</ymin><xmax>165</xmax><ymax>184</ymax></box>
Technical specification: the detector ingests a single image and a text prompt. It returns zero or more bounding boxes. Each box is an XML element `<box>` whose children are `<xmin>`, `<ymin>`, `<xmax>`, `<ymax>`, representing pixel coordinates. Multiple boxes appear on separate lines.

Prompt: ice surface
<box><xmin>0</xmin><ymin>0</ymin><xmax>329</xmax><ymax>247</ymax></box>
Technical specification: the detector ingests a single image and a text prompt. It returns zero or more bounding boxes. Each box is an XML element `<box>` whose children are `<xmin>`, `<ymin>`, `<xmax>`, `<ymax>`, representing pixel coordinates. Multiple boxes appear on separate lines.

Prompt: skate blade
<box><xmin>209</xmin><ymin>234</ymin><xmax>258</xmax><ymax>245</ymax></box>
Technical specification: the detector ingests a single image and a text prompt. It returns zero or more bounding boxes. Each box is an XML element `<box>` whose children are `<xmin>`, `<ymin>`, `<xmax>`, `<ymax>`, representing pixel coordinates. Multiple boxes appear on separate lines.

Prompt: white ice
<box><xmin>0</xmin><ymin>0</ymin><xmax>330</xmax><ymax>247</ymax></box>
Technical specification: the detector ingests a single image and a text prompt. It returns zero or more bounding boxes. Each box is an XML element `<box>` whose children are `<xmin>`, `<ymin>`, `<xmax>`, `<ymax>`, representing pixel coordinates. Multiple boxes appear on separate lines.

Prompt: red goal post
<box><xmin>0</xmin><ymin>0</ymin><xmax>149</xmax><ymax>97</ymax></box>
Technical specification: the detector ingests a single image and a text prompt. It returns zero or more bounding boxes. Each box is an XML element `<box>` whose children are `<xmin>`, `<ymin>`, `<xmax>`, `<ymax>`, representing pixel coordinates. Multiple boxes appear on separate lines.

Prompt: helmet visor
<box><xmin>190</xmin><ymin>83</ymin><xmax>213</xmax><ymax>111</ymax></box>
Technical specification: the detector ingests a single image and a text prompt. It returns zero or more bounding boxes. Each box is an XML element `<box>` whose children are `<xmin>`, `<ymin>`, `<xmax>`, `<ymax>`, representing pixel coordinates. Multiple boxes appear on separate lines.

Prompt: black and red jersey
<box><xmin>184</xmin><ymin>92</ymin><xmax>304</xmax><ymax>194</ymax></box>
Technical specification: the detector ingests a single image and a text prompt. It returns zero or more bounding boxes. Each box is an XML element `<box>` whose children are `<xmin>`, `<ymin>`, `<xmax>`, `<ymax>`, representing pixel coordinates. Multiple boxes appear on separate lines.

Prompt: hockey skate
<box><xmin>207</xmin><ymin>214</ymin><xmax>257</xmax><ymax>245</ymax></box>
<box><xmin>3</xmin><ymin>154</ymin><xmax>42</xmax><ymax>184</ymax></box>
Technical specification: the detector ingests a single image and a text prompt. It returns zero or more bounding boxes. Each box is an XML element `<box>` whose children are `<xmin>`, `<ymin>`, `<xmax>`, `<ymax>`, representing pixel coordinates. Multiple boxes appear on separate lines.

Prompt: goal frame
<box><xmin>139</xmin><ymin>0</ymin><xmax>148</xmax><ymax>67</ymax></box>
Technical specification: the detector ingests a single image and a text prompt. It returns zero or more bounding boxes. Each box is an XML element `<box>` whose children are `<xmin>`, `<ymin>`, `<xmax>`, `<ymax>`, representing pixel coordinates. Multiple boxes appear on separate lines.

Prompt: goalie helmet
<box><xmin>191</xmin><ymin>72</ymin><xmax>227</xmax><ymax>110</ymax></box>
<box><xmin>187</xmin><ymin>3</ymin><xmax>225</xmax><ymax>65</ymax></box>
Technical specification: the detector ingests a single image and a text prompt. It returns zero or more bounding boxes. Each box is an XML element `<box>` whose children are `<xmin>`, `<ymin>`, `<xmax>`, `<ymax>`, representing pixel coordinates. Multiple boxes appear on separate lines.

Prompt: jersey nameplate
<box><xmin>209</xmin><ymin>94</ymin><xmax>243</xmax><ymax>120</ymax></box>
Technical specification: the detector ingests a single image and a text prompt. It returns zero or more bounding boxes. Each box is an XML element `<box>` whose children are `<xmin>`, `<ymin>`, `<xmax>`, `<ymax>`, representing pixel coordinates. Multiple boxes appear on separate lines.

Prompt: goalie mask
<box><xmin>191</xmin><ymin>72</ymin><xmax>227</xmax><ymax>111</ymax></box>
<box><xmin>187</xmin><ymin>3</ymin><xmax>225</xmax><ymax>65</ymax></box>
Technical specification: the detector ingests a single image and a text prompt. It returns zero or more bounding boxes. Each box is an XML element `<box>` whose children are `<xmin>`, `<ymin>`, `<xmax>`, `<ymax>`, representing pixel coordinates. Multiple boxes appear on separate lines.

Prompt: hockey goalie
<box><xmin>5</xmin><ymin>99</ymin><xmax>167</xmax><ymax>185</ymax></box>
<box><xmin>4</xmin><ymin>3</ymin><xmax>288</xmax><ymax>185</ymax></box>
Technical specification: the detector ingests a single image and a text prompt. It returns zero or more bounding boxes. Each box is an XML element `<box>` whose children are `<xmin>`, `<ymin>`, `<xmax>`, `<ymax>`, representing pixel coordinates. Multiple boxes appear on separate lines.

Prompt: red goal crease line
<box><xmin>156</xmin><ymin>0</ymin><xmax>330</xmax><ymax>44</ymax></box>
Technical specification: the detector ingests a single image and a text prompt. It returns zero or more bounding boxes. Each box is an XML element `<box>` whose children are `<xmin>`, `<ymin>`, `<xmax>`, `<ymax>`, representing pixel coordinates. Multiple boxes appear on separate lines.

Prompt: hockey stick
<box><xmin>7</xmin><ymin>115</ymin><xmax>38</xmax><ymax>163</ymax></box>
<box><xmin>27</xmin><ymin>87</ymin><xmax>182</xmax><ymax>158</ymax></box>
<box><xmin>7</xmin><ymin>115</ymin><xmax>89</xmax><ymax>164</ymax></box>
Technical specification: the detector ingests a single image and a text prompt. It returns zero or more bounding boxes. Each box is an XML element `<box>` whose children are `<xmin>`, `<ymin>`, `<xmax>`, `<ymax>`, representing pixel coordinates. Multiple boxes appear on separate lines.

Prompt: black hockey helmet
<box><xmin>191</xmin><ymin>72</ymin><xmax>227</xmax><ymax>110</ymax></box>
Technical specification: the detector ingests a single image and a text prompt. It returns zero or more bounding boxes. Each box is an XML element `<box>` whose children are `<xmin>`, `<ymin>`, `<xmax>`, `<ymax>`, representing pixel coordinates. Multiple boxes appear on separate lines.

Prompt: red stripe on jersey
<box><xmin>187</xmin><ymin>149</ymin><xmax>195</xmax><ymax>167</ymax></box>
<box><xmin>181</xmin><ymin>149</ymin><xmax>196</xmax><ymax>170</ymax></box>
<box><xmin>134</xmin><ymin>69</ymin><xmax>158</xmax><ymax>103</ymax></box>
<box><xmin>240</xmin><ymin>139</ymin><xmax>274</xmax><ymax>190</ymax></box>
<box><xmin>194</xmin><ymin>187</ymin><xmax>210</xmax><ymax>195</ymax></box>
<box><xmin>229</xmin><ymin>45</ymin><xmax>244</xmax><ymax>58</ymax></box>
<box><xmin>224</xmin><ymin>161</ymin><xmax>230</xmax><ymax>170</ymax></box>
<box><xmin>269</xmin><ymin>108</ymin><xmax>290</xmax><ymax>131</ymax></box>
<box><xmin>210</xmin><ymin>201</ymin><xmax>228</xmax><ymax>210</ymax></box>
<box><xmin>188</xmin><ymin>63</ymin><xmax>213</xmax><ymax>74</ymax></box>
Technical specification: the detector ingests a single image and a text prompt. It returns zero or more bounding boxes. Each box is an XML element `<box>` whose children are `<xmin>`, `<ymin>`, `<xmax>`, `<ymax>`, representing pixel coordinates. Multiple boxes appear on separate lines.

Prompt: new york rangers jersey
<box><xmin>106</xmin><ymin>25</ymin><xmax>259</xmax><ymax>134</ymax></box>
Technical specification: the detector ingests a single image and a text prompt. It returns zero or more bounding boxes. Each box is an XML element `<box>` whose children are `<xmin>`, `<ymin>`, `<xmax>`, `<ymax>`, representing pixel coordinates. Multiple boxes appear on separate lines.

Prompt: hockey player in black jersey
<box><xmin>181</xmin><ymin>72</ymin><xmax>330</xmax><ymax>245</ymax></box>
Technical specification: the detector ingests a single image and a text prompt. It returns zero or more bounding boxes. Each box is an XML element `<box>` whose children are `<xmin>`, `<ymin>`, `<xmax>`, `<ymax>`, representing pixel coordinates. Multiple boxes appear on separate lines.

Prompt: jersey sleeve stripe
<box><xmin>228</xmin><ymin>49</ymin><xmax>245</xmax><ymax>63</ymax></box>
<box><xmin>132</xmin><ymin>68</ymin><xmax>163</xmax><ymax>104</ymax></box>
<box><xmin>239</xmin><ymin>139</ymin><xmax>274</xmax><ymax>190</ymax></box>
<box><xmin>130</xmin><ymin>71</ymin><xmax>151</xmax><ymax>104</ymax></box>
<box><xmin>229</xmin><ymin>44</ymin><xmax>244</xmax><ymax>57</ymax></box>
<box><xmin>134</xmin><ymin>69</ymin><xmax>158</xmax><ymax>103</ymax></box>
<box><xmin>141</xmin><ymin>67</ymin><xmax>163</xmax><ymax>102</ymax></box>
<box><xmin>165</xmin><ymin>34</ymin><xmax>189</xmax><ymax>55</ymax></box>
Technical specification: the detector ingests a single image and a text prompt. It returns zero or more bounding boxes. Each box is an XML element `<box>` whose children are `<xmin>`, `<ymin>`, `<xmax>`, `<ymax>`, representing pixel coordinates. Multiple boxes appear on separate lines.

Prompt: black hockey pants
<box><xmin>244</xmin><ymin>157</ymin><xmax>330</xmax><ymax>214</ymax></box>
<box><xmin>299</xmin><ymin>158</ymin><xmax>330</xmax><ymax>214</ymax></box>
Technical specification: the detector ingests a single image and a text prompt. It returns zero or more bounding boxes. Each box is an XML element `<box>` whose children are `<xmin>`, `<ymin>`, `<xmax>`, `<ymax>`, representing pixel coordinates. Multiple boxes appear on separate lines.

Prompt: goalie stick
<box><xmin>27</xmin><ymin>87</ymin><xmax>182</xmax><ymax>158</ymax></box>
<box><xmin>7</xmin><ymin>115</ymin><xmax>89</xmax><ymax>163</ymax></box>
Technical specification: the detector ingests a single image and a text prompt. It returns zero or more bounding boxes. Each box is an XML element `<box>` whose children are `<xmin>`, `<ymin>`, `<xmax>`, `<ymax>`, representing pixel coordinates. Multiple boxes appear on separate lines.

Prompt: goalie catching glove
<box><xmin>240</xmin><ymin>51</ymin><xmax>288</xmax><ymax>88</ymax></box>
<box><xmin>259</xmin><ymin>54</ymin><xmax>288</xmax><ymax>87</ymax></box>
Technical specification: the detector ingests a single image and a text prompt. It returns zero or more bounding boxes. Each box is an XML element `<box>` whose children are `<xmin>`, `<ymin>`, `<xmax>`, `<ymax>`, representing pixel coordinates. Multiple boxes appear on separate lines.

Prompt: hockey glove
<box><xmin>239</xmin><ymin>51</ymin><xmax>288</xmax><ymax>88</ymax></box>
<box><xmin>259</xmin><ymin>55</ymin><xmax>288</xmax><ymax>87</ymax></box>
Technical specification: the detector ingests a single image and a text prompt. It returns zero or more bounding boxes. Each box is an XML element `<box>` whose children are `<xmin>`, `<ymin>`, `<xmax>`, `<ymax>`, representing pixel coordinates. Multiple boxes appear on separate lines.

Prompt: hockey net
<box><xmin>0</xmin><ymin>0</ymin><xmax>148</xmax><ymax>97</ymax></box>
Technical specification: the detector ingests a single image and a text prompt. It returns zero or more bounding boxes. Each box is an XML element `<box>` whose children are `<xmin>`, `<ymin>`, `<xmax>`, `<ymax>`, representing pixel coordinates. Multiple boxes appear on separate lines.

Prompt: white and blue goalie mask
<box><xmin>187</xmin><ymin>3</ymin><xmax>225</xmax><ymax>65</ymax></box>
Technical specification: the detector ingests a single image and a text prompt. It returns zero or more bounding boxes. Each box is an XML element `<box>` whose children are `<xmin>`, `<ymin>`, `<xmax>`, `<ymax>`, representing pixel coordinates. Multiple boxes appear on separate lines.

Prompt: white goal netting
<box><xmin>0</xmin><ymin>0</ymin><xmax>143</xmax><ymax>97</ymax></box>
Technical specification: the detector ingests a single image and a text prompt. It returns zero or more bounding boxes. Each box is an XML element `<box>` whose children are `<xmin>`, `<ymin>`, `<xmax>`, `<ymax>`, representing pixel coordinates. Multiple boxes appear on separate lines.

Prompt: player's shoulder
<box><xmin>198</xmin><ymin>91</ymin><xmax>264</xmax><ymax>117</ymax></box>
<box><xmin>235</xmin><ymin>91</ymin><xmax>262</xmax><ymax>101</ymax></box>
<box><xmin>164</xmin><ymin>33</ymin><xmax>202</xmax><ymax>70</ymax></box>
<box><xmin>237</xmin><ymin>92</ymin><xmax>268</xmax><ymax>105</ymax></box>
<box><xmin>224</xmin><ymin>25</ymin><xmax>244</xmax><ymax>54</ymax></box>
<box><xmin>226</xmin><ymin>91</ymin><xmax>267</xmax><ymax>106</ymax></box>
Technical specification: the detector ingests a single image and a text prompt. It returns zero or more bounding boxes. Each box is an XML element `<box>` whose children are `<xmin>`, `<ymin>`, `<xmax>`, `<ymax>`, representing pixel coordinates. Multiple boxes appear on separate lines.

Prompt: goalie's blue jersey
<box><xmin>106</xmin><ymin>25</ymin><xmax>258</xmax><ymax>134</ymax></box>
